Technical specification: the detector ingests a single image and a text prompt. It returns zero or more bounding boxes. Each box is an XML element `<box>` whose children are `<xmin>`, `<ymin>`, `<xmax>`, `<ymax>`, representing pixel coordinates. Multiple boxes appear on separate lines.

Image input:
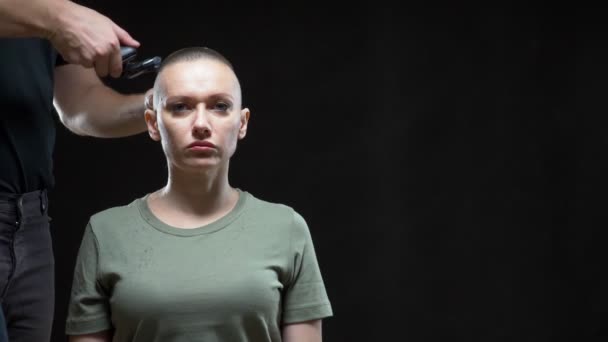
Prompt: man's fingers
<box><xmin>64</xmin><ymin>50</ymin><xmax>93</xmax><ymax>68</ymax></box>
<box><xmin>113</xmin><ymin>23</ymin><xmax>140</xmax><ymax>48</ymax></box>
<box><xmin>94</xmin><ymin>55</ymin><xmax>110</xmax><ymax>77</ymax></box>
<box><xmin>108</xmin><ymin>48</ymin><xmax>123</xmax><ymax>78</ymax></box>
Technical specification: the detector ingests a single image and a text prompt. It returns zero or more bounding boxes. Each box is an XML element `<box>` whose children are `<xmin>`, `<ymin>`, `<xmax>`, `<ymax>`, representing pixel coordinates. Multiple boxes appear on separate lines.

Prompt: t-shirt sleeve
<box><xmin>282</xmin><ymin>211</ymin><xmax>333</xmax><ymax>324</ymax></box>
<box><xmin>65</xmin><ymin>223</ymin><xmax>113</xmax><ymax>335</ymax></box>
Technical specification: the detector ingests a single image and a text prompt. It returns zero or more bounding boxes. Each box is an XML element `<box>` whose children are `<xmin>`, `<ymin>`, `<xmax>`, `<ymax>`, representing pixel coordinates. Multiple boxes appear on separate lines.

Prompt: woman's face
<box><xmin>146</xmin><ymin>59</ymin><xmax>249</xmax><ymax>172</ymax></box>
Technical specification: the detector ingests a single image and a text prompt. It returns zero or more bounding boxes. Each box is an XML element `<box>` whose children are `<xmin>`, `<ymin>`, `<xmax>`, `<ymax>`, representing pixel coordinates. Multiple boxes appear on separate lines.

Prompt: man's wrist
<box><xmin>37</xmin><ymin>0</ymin><xmax>74</xmax><ymax>40</ymax></box>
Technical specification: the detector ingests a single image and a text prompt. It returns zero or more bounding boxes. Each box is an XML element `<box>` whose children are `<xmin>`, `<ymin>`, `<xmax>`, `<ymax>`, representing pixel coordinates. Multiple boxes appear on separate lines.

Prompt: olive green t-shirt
<box><xmin>66</xmin><ymin>190</ymin><xmax>332</xmax><ymax>341</ymax></box>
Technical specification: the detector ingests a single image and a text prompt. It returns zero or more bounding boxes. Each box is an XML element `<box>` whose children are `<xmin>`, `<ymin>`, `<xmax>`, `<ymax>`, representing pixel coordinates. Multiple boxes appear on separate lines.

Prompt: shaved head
<box><xmin>143</xmin><ymin>46</ymin><xmax>251</xmax><ymax>174</ymax></box>
<box><xmin>151</xmin><ymin>47</ymin><xmax>240</xmax><ymax>110</ymax></box>
<box><xmin>158</xmin><ymin>46</ymin><xmax>234</xmax><ymax>74</ymax></box>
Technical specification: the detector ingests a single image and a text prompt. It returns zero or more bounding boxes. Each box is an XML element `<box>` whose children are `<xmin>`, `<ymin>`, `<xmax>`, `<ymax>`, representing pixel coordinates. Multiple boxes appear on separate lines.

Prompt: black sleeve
<box><xmin>55</xmin><ymin>52</ymin><xmax>67</xmax><ymax>67</ymax></box>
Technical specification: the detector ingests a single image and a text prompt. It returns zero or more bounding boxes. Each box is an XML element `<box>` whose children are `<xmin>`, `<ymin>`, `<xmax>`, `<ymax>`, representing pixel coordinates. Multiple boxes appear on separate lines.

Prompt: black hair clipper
<box><xmin>120</xmin><ymin>46</ymin><xmax>161</xmax><ymax>79</ymax></box>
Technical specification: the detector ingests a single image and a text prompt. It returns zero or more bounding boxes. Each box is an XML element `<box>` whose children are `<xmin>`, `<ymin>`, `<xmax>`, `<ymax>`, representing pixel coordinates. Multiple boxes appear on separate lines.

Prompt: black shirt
<box><xmin>0</xmin><ymin>38</ymin><xmax>63</xmax><ymax>194</ymax></box>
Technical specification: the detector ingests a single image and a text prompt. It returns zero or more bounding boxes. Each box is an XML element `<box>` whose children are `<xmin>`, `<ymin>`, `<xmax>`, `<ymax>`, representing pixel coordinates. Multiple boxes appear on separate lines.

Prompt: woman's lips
<box><xmin>187</xmin><ymin>141</ymin><xmax>216</xmax><ymax>151</ymax></box>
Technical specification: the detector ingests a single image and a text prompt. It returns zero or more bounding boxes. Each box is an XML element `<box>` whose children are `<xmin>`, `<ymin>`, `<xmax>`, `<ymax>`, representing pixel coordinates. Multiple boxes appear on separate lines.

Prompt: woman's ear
<box><xmin>145</xmin><ymin>108</ymin><xmax>161</xmax><ymax>141</ymax></box>
<box><xmin>239</xmin><ymin>108</ymin><xmax>250</xmax><ymax>139</ymax></box>
<box><xmin>144</xmin><ymin>90</ymin><xmax>161</xmax><ymax>141</ymax></box>
<box><xmin>145</xmin><ymin>89</ymin><xmax>154</xmax><ymax>110</ymax></box>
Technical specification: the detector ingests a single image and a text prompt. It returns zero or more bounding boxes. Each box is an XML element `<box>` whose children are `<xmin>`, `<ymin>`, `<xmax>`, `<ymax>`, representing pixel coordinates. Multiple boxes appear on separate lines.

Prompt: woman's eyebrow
<box><xmin>165</xmin><ymin>93</ymin><xmax>235</xmax><ymax>103</ymax></box>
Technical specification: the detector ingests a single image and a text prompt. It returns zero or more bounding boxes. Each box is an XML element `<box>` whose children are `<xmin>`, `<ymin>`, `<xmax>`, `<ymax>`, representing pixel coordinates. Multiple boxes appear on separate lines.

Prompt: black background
<box><xmin>50</xmin><ymin>3</ymin><xmax>608</xmax><ymax>341</ymax></box>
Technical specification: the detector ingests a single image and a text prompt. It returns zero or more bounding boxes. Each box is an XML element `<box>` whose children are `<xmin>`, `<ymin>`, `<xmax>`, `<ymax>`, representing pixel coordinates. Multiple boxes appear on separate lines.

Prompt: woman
<box><xmin>65</xmin><ymin>47</ymin><xmax>332</xmax><ymax>342</ymax></box>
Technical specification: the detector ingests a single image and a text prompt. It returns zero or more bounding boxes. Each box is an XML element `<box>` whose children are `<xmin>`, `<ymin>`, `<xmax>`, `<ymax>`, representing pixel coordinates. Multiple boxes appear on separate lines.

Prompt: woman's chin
<box><xmin>175</xmin><ymin>160</ymin><xmax>224</xmax><ymax>173</ymax></box>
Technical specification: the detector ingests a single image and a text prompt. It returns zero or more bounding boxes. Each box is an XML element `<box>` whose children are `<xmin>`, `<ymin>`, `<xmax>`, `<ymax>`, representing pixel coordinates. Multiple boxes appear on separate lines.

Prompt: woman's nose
<box><xmin>192</xmin><ymin>105</ymin><xmax>211</xmax><ymax>136</ymax></box>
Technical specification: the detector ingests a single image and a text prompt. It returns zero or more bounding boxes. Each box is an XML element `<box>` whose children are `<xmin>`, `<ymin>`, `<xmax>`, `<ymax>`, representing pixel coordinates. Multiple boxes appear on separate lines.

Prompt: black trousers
<box><xmin>0</xmin><ymin>190</ymin><xmax>54</xmax><ymax>342</ymax></box>
<box><xmin>0</xmin><ymin>309</ymin><xmax>8</xmax><ymax>342</ymax></box>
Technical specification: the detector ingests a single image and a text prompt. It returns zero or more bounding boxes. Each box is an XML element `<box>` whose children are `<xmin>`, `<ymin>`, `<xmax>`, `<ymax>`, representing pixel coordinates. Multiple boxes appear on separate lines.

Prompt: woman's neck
<box><xmin>152</xmin><ymin>164</ymin><xmax>238</xmax><ymax>219</ymax></box>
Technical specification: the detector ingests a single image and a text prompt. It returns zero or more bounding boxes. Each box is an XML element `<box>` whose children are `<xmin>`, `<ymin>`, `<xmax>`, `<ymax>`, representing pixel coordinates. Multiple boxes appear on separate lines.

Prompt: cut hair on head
<box><xmin>151</xmin><ymin>46</ymin><xmax>238</xmax><ymax>110</ymax></box>
<box><xmin>158</xmin><ymin>46</ymin><xmax>234</xmax><ymax>74</ymax></box>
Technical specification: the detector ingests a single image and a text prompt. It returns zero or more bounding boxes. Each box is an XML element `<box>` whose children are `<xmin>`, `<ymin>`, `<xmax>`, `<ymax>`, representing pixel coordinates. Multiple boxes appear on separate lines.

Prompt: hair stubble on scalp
<box><xmin>150</xmin><ymin>47</ymin><xmax>239</xmax><ymax>110</ymax></box>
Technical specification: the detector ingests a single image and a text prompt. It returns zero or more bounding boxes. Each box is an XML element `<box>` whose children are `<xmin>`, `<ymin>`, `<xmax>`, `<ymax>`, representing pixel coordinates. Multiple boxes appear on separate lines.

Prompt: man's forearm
<box><xmin>0</xmin><ymin>0</ymin><xmax>67</xmax><ymax>38</ymax></box>
<box><xmin>57</xmin><ymin>86</ymin><xmax>147</xmax><ymax>138</ymax></box>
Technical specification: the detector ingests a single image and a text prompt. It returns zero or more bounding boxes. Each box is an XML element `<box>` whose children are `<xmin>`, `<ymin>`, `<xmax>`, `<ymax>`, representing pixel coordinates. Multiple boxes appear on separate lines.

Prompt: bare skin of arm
<box><xmin>69</xmin><ymin>330</ymin><xmax>112</xmax><ymax>342</ymax></box>
<box><xmin>54</xmin><ymin>64</ymin><xmax>150</xmax><ymax>137</ymax></box>
<box><xmin>283</xmin><ymin>320</ymin><xmax>323</xmax><ymax>342</ymax></box>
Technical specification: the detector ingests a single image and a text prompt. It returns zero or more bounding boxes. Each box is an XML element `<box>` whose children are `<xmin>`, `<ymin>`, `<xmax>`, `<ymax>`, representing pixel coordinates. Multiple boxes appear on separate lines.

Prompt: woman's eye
<box><xmin>168</xmin><ymin>103</ymin><xmax>188</xmax><ymax>112</ymax></box>
<box><xmin>214</xmin><ymin>102</ymin><xmax>230</xmax><ymax>111</ymax></box>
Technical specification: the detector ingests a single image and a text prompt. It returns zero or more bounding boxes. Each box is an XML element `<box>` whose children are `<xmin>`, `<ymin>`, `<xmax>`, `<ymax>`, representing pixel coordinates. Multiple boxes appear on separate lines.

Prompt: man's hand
<box><xmin>0</xmin><ymin>0</ymin><xmax>136</xmax><ymax>78</ymax></box>
<box><xmin>48</xmin><ymin>1</ymin><xmax>139</xmax><ymax>78</ymax></box>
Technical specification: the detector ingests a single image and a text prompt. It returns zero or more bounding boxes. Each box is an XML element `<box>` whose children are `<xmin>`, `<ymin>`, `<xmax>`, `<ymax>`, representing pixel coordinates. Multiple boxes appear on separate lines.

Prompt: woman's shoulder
<box><xmin>245</xmin><ymin>191</ymin><xmax>295</xmax><ymax>213</ymax></box>
<box><xmin>87</xmin><ymin>195</ymin><xmax>145</xmax><ymax>231</ymax></box>
<box><xmin>243</xmin><ymin>191</ymin><xmax>308</xmax><ymax>227</ymax></box>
